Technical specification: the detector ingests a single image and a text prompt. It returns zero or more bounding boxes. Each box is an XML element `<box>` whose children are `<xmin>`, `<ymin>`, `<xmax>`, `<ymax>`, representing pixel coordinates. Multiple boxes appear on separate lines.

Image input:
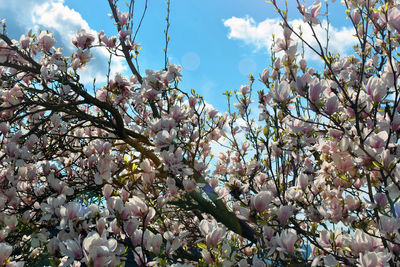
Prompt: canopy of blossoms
<box><xmin>0</xmin><ymin>0</ymin><xmax>400</xmax><ymax>266</ymax></box>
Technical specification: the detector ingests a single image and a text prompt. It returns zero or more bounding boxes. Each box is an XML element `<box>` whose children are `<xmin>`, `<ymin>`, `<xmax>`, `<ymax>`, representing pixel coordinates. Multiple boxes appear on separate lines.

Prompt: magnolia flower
<box><xmin>367</xmin><ymin>131</ymin><xmax>388</xmax><ymax>149</ymax></box>
<box><xmin>388</xmin><ymin>6</ymin><xmax>400</xmax><ymax>33</ymax></box>
<box><xmin>72</xmin><ymin>29</ymin><xmax>95</xmax><ymax>49</ymax></box>
<box><xmin>380</xmin><ymin>149</ymin><xmax>393</xmax><ymax>168</ymax></box>
<box><xmin>40</xmin><ymin>194</ymin><xmax>66</xmax><ymax>221</ymax></box>
<box><xmin>167</xmin><ymin>64</ymin><xmax>183</xmax><ymax>82</ymax></box>
<box><xmin>0</xmin><ymin>243</ymin><xmax>12</xmax><ymax>265</ymax></box>
<box><xmin>164</xmin><ymin>231</ymin><xmax>181</xmax><ymax>255</ymax></box>
<box><xmin>271</xmin><ymin>80</ymin><xmax>291</xmax><ymax>103</ymax></box>
<box><xmin>140</xmin><ymin>159</ymin><xmax>153</xmax><ymax>173</ymax></box>
<box><xmin>299</xmin><ymin>59</ymin><xmax>307</xmax><ymax>72</ymax></box>
<box><xmin>107</xmin><ymin>196</ymin><xmax>124</xmax><ymax>214</ymax></box>
<box><xmin>199</xmin><ymin>219</ymin><xmax>226</xmax><ymax>247</ymax></box>
<box><xmin>117</xmin><ymin>12</ymin><xmax>130</xmax><ymax>26</ymax></box>
<box><xmin>359</xmin><ymin>251</ymin><xmax>391</xmax><ymax>267</ymax></box>
<box><xmin>59</xmin><ymin>237</ymin><xmax>83</xmax><ymax>266</ymax></box>
<box><xmin>260</xmin><ymin>68</ymin><xmax>269</xmax><ymax>84</ymax></box>
<box><xmin>155</xmin><ymin>129</ymin><xmax>176</xmax><ymax>147</ymax></box>
<box><xmin>206</xmin><ymin>227</ymin><xmax>225</xmax><ymax>247</ymax></box>
<box><xmin>366</xmin><ymin>76</ymin><xmax>387</xmax><ymax>102</ymax></box>
<box><xmin>98</xmin><ymin>30</ymin><xmax>116</xmax><ymax>48</ymax></box>
<box><xmin>96</xmin><ymin>217</ymin><xmax>107</xmax><ymax>235</ymax></box>
<box><xmin>325</xmin><ymin>95</ymin><xmax>338</xmax><ymax>115</ymax></box>
<box><xmin>351</xmin><ymin>9</ymin><xmax>361</xmax><ymax>24</ymax></box>
<box><xmin>274</xmin><ymin>229</ymin><xmax>298</xmax><ymax>255</ymax></box>
<box><xmin>351</xmin><ymin>229</ymin><xmax>381</xmax><ymax>254</ymax></box>
<box><xmin>71</xmin><ymin>49</ymin><xmax>92</xmax><ymax>70</ymax></box>
<box><xmin>331</xmin><ymin>151</ymin><xmax>353</xmax><ymax>172</ymax></box>
<box><xmin>297</xmin><ymin>173</ymin><xmax>309</xmax><ymax>189</ymax></box>
<box><xmin>183</xmin><ymin>178</ymin><xmax>196</xmax><ymax>192</ymax></box>
<box><xmin>309</xmin><ymin>81</ymin><xmax>323</xmax><ymax>102</ymax></box>
<box><xmin>299</xmin><ymin>0</ymin><xmax>322</xmax><ymax>25</ymax></box>
<box><xmin>379</xmin><ymin>216</ymin><xmax>400</xmax><ymax>234</ymax></box>
<box><xmin>3</xmin><ymin>215</ymin><xmax>17</xmax><ymax>230</ymax></box>
<box><xmin>251</xmin><ymin>190</ymin><xmax>272</xmax><ymax>213</ymax></box>
<box><xmin>201</xmin><ymin>250</ymin><xmax>213</xmax><ymax>265</ymax></box>
<box><xmin>0</xmin><ymin>122</ymin><xmax>9</xmax><ymax>135</ymax></box>
<box><xmin>395</xmin><ymin>202</ymin><xmax>400</xmax><ymax>218</ymax></box>
<box><xmin>126</xmin><ymin>196</ymin><xmax>148</xmax><ymax>217</ymax></box>
<box><xmin>59</xmin><ymin>202</ymin><xmax>87</xmax><ymax>229</ymax></box>
<box><xmin>82</xmin><ymin>232</ymin><xmax>118</xmax><ymax>267</ymax></box>
<box><xmin>38</xmin><ymin>31</ymin><xmax>56</xmax><ymax>52</ymax></box>
<box><xmin>47</xmin><ymin>237</ymin><xmax>59</xmax><ymax>255</ymax></box>
<box><xmin>118</xmin><ymin>29</ymin><xmax>132</xmax><ymax>39</ymax></box>
<box><xmin>150</xmin><ymin>233</ymin><xmax>163</xmax><ymax>254</ymax></box>
<box><xmin>102</xmin><ymin>184</ymin><xmax>113</xmax><ymax>200</ymax></box>
<box><xmin>276</xmin><ymin>205</ymin><xmax>293</xmax><ymax>224</ymax></box>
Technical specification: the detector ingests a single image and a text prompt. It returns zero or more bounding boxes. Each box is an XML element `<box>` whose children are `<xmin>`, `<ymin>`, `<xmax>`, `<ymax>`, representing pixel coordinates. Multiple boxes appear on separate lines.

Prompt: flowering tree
<box><xmin>0</xmin><ymin>0</ymin><xmax>400</xmax><ymax>266</ymax></box>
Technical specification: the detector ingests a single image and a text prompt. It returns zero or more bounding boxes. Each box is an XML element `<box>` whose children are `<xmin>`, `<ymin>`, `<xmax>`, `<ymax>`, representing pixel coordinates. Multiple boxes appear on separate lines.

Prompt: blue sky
<box><xmin>0</xmin><ymin>0</ymin><xmax>352</xmax><ymax>111</ymax></box>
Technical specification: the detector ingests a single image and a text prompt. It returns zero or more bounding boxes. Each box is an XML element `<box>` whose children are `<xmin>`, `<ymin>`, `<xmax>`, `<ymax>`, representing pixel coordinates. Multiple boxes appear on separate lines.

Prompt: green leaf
<box><xmin>197</xmin><ymin>243</ymin><xmax>208</xmax><ymax>250</ymax></box>
<box><xmin>263</xmin><ymin>125</ymin><xmax>269</xmax><ymax>137</ymax></box>
<box><xmin>372</xmin><ymin>161</ymin><xmax>382</xmax><ymax>168</ymax></box>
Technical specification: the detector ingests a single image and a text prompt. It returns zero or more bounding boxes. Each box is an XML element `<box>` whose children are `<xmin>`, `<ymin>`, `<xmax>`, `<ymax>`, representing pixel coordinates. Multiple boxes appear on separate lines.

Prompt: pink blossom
<box><xmin>359</xmin><ymin>251</ymin><xmax>391</xmax><ymax>267</ymax></box>
<box><xmin>271</xmin><ymin>80</ymin><xmax>291</xmax><ymax>102</ymax></box>
<box><xmin>367</xmin><ymin>131</ymin><xmax>388</xmax><ymax>149</ymax></box>
<box><xmin>199</xmin><ymin>219</ymin><xmax>225</xmax><ymax>247</ymax></box>
<box><xmin>388</xmin><ymin>7</ymin><xmax>400</xmax><ymax>33</ymax></box>
<box><xmin>118</xmin><ymin>12</ymin><xmax>130</xmax><ymax>26</ymax></box>
<box><xmin>0</xmin><ymin>122</ymin><xmax>8</xmax><ymax>135</ymax></box>
<box><xmin>299</xmin><ymin>1</ymin><xmax>322</xmax><ymax>25</ymax></box>
<box><xmin>59</xmin><ymin>237</ymin><xmax>83</xmax><ymax>264</ymax></box>
<box><xmin>99</xmin><ymin>30</ymin><xmax>116</xmax><ymax>48</ymax></box>
<box><xmin>4</xmin><ymin>215</ymin><xmax>17</xmax><ymax>230</ymax></box>
<box><xmin>351</xmin><ymin>229</ymin><xmax>381</xmax><ymax>254</ymax></box>
<box><xmin>82</xmin><ymin>232</ymin><xmax>118</xmax><ymax>267</ymax></box>
<box><xmin>251</xmin><ymin>191</ymin><xmax>272</xmax><ymax>213</ymax></box>
<box><xmin>126</xmin><ymin>196</ymin><xmax>148</xmax><ymax>217</ymax></box>
<box><xmin>72</xmin><ymin>29</ymin><xmax>95</xmax><ymax>49</ymax></box>
<box><xmin>274</xmin><ymin>229</ymin><xmax>298</xmax><ymax>254</ymax></box>
<box><xmin>150</xmin><ymin>234</ymin><xmax>163</xmax><ymax>254</ymax></box>
<box><xmin>19</xmin><ymin>34</ymin><xmax>31</xmax><ymax>49</ymax></box>
<box><xmin>276</xmin><ymin>205</ymin><xmax>293</xmax><ymax>225</ymax></box>
<box><xmin>260</xmin><ymin>68</ymin><xmax>269</xmax><ymax>84</ymax></box>
<box><xmin>201</xmin><ymin>250</ymin><xmax>213</xmax><ymax>265</ymax></box>
<box><xmin>309</xmin><ymin>81</ymin><xmax>323</xmax><ymax>102</ymax></box>
<box><xmin>297</xmin><ymin>173</ymin><xmax>309</xmax><ymax>189</ymax></box>
<box><xmin>102</xmin><ymin>184</ymin><xmax>113</xmax><ymax>200</ymax></box>
<box><xmin>96</xmin><ymin>217</ymin><xmax>107</xmax><ymax>235</ymax></box>
<box><xmin>118</xmin><ymin>29</ymin><xmax>132</xmax><ymax>39</ymax></box>
<box><xmin>123</xmin><ymin>219</ymin><xmax>139</xmax><ymax>237</ymax></box>
<box><xmin>325</xmin><ymin>95</ymin><xmax>338</xmax><ymax>115</ymax></box>
<box><xmin>37</xmin><ymin>31</ymin><xmax>56</xmax><ymax>52</ymax></box>
<box><xmin>352</xmin><ymin>9</ymin><xmax>361</xmax><ymax>24</ymax></box>
<box><xmin>183</xmin><ymin>178</ymin><xmax>196</xmax><ymax>192</ymax></box>
<box><xmin>379</xmin><ymin>216</ymin><xmax>400</xmax><ymax>234</ymax></box>
<box><xmin>366</xmin><ymin>77</ymin><xmax>387</xmax><ymax>102</ymax></box>
<box><xmin>107</xmin><ymin>196</ymin><xmax>124</xmax><ymax>213</ymax></box>
<box><xmin>331</xmin><ymin>151</ymin><xmax>353</xmax><ymax>172</ymax></box>
<box><xmin>206</xmin><ymin>227</ymin><xmax>225</xmax><ymax>247</ymax></box>
<box><xmin>0</xmin><ymin>243</ymin><xmax>12</xmax><ymax>265</ymax></box>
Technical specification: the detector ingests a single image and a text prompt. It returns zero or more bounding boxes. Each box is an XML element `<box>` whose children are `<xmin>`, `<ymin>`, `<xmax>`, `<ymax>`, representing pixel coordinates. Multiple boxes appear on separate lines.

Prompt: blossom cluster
<box><xmin>0</xmin><ymin>0</ymin><xmax>400</xmax><ymax>266</ymax></box>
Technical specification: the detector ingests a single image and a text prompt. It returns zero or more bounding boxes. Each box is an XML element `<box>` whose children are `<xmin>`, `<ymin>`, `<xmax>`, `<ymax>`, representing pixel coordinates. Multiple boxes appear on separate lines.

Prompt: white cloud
<box><xmin>223</xmin><ymin>16</ymin><xmax>356</xmax><ymax>61</ymax></box>
<box><xmin>32</xmin><ymin>1</ymin><xmax>91</xmax><ymax>50</ymax></box>
<box><xmin>0</xmin><ymin>0</ymin><xmax>126</xmax><ymax>84</ymax></box>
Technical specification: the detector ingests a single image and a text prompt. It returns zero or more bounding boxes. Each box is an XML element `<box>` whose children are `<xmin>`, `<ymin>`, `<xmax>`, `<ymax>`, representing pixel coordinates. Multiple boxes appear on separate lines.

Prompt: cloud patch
<box><xmin>223</xmin><ymin>16</ymin><xmax>356</xmax><ymax>61</ymax></box>
<box><xmin>0</xmin><ymin>0</ymin><xmax>125</xmax><ymax>84</ymax></box>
